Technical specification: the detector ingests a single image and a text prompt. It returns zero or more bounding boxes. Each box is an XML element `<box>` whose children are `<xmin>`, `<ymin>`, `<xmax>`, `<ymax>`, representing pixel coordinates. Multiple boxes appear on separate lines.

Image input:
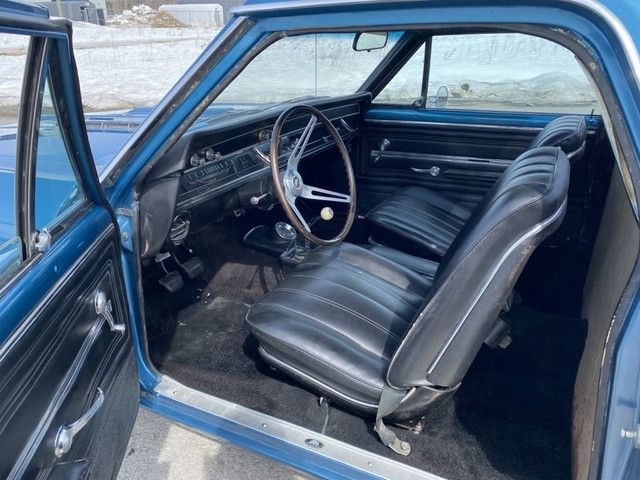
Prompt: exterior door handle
<box><xmin>54</xmin><ymin>388</ymin><xmax>104</xmax><ymax>458</ymax></box>
<box><xmin>95</xmin><ymin>290</ymin><xmax>125</xmax><ymax>334</ymax></box>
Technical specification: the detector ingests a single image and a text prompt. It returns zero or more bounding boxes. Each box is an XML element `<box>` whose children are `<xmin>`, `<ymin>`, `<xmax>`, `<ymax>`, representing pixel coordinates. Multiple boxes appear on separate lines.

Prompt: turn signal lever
<box><xmin>250</xmin><ymin>192</ymin><xmax>270</xmax><ymax>205</ymax></box>
<box><xmin>238</xmin><ymin>177</ymin><xmax>274</xmax><ymax>208</ymax></box>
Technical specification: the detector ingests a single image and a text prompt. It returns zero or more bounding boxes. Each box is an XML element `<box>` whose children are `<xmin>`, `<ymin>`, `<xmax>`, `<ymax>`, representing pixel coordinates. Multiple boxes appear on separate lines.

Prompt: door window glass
<box><xmin>427</xmin><ymin>33</ymin><xmax>600</xmax><ymax>114</ymax></box>
<box><xmin>375</xmin><ymin>44</ymin><xmax>425</xmax><ymax>105</ymax></box>
<box><xmin>0</xmin><ymin>33</ymin><xmax>28</xmax><ymax>283</ymax></box>
<box><xmin>34</xmin><ymin>77</ymin><xmax>86</xmax><ymax>231</ymax></box>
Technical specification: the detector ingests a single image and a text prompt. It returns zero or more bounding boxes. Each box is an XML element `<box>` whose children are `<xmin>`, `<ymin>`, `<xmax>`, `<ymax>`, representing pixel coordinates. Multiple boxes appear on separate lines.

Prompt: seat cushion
<box><xmin>361</xmin><ymin>244</ymin><xmax>438</xmax><ymax>280</ymax></box>
<box><xmin>245</xmin><ymin>242</ymin><xmax>432</xmax><ymax>409</ymax></box>
<box><xmin>366</xmin><ymin>186</ymin><xmax>472</xmax><ymax>259</ymax></box>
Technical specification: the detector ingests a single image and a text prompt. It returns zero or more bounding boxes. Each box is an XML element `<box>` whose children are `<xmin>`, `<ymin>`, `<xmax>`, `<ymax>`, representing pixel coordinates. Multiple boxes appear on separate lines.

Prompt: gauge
<box><xmin>258</xmin><ymin>129</ymin><xmax>271</xmax><ymax>142</ymax></box>
<box><xmin>190</xmin><ymin>153</ymin><xmax>204</xmax><ymax>167</ymax></box>
<box><xmin>205</xmin><ymin>148</ymin><xmax>217</xmax><ymax>161</ymax></box>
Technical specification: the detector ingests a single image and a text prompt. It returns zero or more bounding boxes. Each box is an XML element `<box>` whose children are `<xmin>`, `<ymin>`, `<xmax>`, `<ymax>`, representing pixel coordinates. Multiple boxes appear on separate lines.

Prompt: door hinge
<box><xmin>620</xmin><ymin>424</ymin><xmax>640</xmax><ymax>450</ymax></box>
<box><xmin>116</xmin><ymin>207</ymin><xmax>134</xmax><ymax>252</ymax></box>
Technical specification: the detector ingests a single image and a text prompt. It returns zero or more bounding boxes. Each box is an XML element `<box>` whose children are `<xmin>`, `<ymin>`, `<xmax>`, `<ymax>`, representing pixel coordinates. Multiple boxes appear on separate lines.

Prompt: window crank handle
<box><xmin>374</xmin><ymin>139</ymin><xmax>391</xmax><ymax>163</ymax></box>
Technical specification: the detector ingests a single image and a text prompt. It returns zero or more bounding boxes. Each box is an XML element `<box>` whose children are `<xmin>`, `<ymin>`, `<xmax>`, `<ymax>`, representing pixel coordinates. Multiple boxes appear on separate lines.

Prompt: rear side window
<box><xmin>375</xmin><ymin>33</ymin><xmax>600</xmax><ymax>115</ymax></box>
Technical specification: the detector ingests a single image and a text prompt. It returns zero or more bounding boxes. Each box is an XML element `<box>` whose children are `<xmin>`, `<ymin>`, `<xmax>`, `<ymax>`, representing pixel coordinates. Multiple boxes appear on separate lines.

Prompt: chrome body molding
<box><xmin>424</xmin><ymin>198</ymin><xmax>568</xmax><ymax>376</ymax></box>
<box><xmin>154</xmin><ymin>376</ymin><xmax>445</xmax><ymax>480</ymax></box>
<box><xmin>364</xmin><ymin>118</ymin><xmax>542</xmax><ymax>133</ymax></box>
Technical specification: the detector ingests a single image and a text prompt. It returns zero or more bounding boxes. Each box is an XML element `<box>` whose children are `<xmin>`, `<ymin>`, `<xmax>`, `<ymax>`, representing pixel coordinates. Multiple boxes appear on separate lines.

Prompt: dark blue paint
<box><xmin>0</xmin><ymin>206</ymin><xmax>112</xmax><ymax>343</ymax></box>
<box><xmin>0</xmin><ymin>0</ymin><xmax>49</xmax><ymax>19</ymax></box>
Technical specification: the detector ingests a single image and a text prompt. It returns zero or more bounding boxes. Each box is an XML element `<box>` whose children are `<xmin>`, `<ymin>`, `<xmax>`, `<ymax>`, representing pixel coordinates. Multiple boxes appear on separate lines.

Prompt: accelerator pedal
<box><xmin>155</xmin><ymin>251</ymin><xmax>184</xmax><ymax>293</ymax></box>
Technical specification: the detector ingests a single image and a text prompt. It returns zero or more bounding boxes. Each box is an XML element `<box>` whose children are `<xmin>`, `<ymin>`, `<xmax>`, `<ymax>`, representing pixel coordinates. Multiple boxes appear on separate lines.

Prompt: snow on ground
<box><xmin>71</xmin><ymin>23</ymin><xmax>216</xmax><ymax>111</ymax></box>
<box><xmin>0</xmin><ymin>17</ymin><xmax>218</xmax><ymax>114</ymax></box>
<box><xmin>108</xmin><ymin>5</ymin><xmax>189</xmax><ymax>28</ymax></box>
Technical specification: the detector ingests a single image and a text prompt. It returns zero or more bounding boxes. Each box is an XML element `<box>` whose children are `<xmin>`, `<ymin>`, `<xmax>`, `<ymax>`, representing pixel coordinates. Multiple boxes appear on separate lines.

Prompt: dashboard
<box><xmin>179</xmin><ymin>151</ymin><xmax>265</xmax><ymax>207</ymax></box>
<box><xmin>138</xmin><ymin>94</ymin><xmax>368</xmax><ymax>258</ymax></box>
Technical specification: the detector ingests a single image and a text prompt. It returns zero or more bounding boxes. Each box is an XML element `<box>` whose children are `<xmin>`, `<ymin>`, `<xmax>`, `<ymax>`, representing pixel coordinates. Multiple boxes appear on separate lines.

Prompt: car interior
<box><xmin>135</xmin><ymin>28</ymin><xmax>631</xmax><ymax>480</ymax></box>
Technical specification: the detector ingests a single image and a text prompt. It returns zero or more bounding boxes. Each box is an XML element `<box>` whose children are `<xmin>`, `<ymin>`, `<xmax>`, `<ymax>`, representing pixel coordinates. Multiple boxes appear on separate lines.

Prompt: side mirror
<box><xmin>426</xmin><ymin>85</ymin><xmax>449</xmax><ymax>109</ymax></box>
<box><xmin>353</xmin><ymin>32</ymin><xmax>389</xmax><ymax>52</ymax></box>
<box><xmin>435</xmin><ymin>85</ymin><xmax>449</xmax><ymax>108</ymax></box>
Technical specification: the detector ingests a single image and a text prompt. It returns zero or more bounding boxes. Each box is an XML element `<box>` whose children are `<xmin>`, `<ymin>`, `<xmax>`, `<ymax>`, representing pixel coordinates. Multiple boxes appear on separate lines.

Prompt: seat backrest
<box><xmin>387</xmin><ymin>146</ymin><xmax>570</xmax><ymax>389</ymax></box>
<box><xmin>528</xmin><ymin>115</ymin><xmax>587</xmax><ymax>161</ymax></box>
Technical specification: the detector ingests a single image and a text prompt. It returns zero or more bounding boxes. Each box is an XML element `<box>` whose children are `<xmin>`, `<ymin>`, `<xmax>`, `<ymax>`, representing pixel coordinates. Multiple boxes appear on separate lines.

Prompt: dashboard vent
<box><xmin>170</xmin><ymin>216</ymin><xmax>190</xmax><ymax>245</ymax></box>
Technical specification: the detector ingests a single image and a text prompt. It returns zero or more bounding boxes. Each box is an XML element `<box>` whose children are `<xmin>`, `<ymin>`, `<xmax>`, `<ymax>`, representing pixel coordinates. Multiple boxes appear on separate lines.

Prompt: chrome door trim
<box><xmin>365</xmin><ymin>118</ymin><xmax>542</xmax><ymax>134</ymax></box>
<box><xmin>154</xmin><ymin>376</ymin><xmax>445</xmax><ymax>480</ymax></box>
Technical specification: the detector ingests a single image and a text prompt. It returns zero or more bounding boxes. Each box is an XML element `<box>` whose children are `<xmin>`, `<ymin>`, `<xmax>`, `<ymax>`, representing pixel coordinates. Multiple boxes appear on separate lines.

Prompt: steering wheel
<box><xmin>270</xmin><ymin>105</ymin><xmax>356</xmax><ymax>246</ymax></box>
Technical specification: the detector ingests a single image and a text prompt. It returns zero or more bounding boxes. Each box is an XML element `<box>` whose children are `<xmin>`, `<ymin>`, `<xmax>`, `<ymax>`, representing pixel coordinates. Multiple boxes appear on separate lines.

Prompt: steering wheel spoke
<box><xmin>288</xmin><ymin>114</ymin><xmax>317</xmax><ymax>171</ymax></box>
<box><xmin>301</xmin><ymin>184</ymin><xmax>351</xmax><ymax>204</ymax></box>
<box><xmin>285</xmin><ymin>193</ymin><xmax>311</xmax><ymax>233</ymax></box>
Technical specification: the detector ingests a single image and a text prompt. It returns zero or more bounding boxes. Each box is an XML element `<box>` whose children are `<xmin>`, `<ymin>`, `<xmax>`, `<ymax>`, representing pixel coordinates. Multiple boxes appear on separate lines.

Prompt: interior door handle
<box><xmin>411</xmin><ymin>166</ymin><xmax>441</xmax><ymax>177</ymax></box>
<box><xmin>95</xmin><ymin>290</ymin><xmax>125</xmax><ymax>334</ymax></box>
<box><xmin>54</xmin><ymin>388</ymin><xmax>104</xmax><ymax>458</ymax></box>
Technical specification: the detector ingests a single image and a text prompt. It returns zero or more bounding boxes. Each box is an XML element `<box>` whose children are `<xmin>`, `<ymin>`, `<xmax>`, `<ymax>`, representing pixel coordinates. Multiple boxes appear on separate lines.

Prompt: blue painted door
<box><xmin>0</xmin><ymin>5</ymin><xmax>138</xmax><ymax>479</ymax></box>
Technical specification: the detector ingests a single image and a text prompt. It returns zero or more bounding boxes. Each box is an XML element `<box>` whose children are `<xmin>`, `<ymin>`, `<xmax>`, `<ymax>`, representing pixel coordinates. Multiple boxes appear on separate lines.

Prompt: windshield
<box><xmin>213</xmin><ymin>32</ymin><xmax>402</xmax><ymax>105</ymax></box>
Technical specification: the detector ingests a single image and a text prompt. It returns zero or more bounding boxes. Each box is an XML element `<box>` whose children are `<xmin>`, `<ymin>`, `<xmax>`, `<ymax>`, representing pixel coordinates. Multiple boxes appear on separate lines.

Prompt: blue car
<box><xmin>0</xmin><ymin>1</ymin><xmax>639</xmax><ymax>479</ymax></box>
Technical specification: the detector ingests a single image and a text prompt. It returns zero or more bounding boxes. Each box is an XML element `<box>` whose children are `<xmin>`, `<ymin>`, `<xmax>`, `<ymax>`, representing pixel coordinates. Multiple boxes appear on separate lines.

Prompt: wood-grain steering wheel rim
<box><xmin>270</xmin><ymin>105</ymin><xmax>356</xmax><ymax>246</ymax></box>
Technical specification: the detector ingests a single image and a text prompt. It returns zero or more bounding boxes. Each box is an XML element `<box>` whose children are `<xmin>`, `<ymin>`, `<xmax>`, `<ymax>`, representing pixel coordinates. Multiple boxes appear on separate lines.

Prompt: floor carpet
<box><xmin>144</xmin><ymin>218</ymin><xmax>587</xmax><ymax>480</ymax></box>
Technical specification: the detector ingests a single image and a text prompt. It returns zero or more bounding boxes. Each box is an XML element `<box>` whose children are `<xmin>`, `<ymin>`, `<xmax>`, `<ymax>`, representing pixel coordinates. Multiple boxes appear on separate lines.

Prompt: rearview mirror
<box><xmin>353</xmin><ymin>32</ymin><xmax>389</xmax><ymax>51</ymax></box>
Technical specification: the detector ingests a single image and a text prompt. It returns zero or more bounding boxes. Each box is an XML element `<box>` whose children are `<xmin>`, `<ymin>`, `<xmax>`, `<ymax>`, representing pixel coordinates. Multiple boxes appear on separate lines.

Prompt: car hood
<box><xmin>0</xmin><ymin>104</ymin><xmax>264</xmax><ymax>176</ymax></box>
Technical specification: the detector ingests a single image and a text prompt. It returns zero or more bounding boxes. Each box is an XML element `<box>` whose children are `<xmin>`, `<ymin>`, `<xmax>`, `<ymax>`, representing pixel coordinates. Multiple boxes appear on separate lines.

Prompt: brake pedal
<box><xmin>181</xmin><ymin>257</ymin><xmax>204</xmax><ymax>279</ymax></box>
<box><xmin>155</xmin><ymin>251</ymin><xmax>184</xmax><ymax>293</ymax></box>
<box><xmin>159</xmin><ymin>271</ymin><xmax>184</xmax><ymax>293</ymax></box>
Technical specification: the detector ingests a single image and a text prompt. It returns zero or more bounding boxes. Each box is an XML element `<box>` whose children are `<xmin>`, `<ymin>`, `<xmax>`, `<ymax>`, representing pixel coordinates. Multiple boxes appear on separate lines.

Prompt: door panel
<box><xmin>0</xmin><ymin>13</ymin><xmax>138</xmax><ymax>480</ymax></box>
<box><xmin>356</xmin><ymin>107</ymin><xmax>610</xmax><ymax>256</ymax></box>
<box><xmin>356</xmin><ymin>110</ymin><xmax>543</xmax><ymax>212</ymax></box>
<box><xmin>0</xmin><ymin>215</ymin><xmax>138</xmax><ymax>479</ymax></box>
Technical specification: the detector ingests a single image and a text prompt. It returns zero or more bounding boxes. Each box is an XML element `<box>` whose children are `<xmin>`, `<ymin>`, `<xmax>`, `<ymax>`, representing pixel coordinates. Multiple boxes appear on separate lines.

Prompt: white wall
<box><xmin>159</xmin><ymin>4</ymin><xmax>223</xmax><ymax>28</ymax></box>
